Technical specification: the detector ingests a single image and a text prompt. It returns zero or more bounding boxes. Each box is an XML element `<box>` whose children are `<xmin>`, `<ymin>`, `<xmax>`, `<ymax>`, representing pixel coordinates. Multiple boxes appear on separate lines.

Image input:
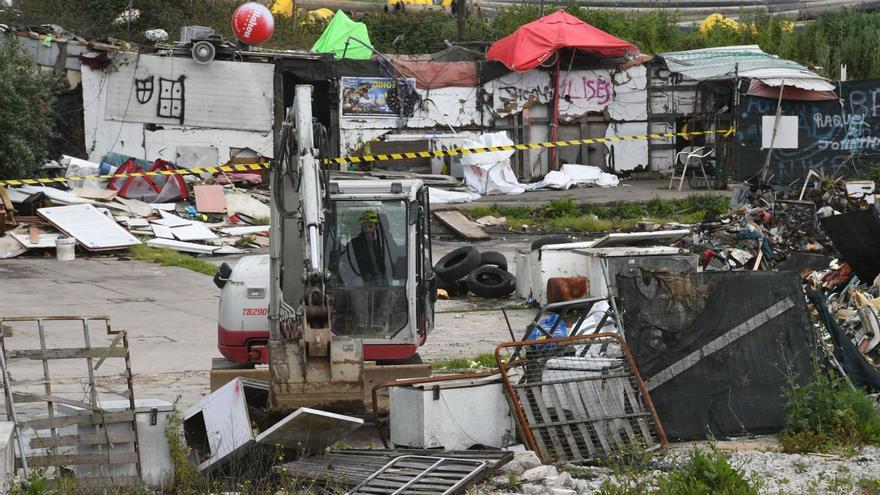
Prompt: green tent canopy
<box><xmin>311</xmin><ymin>10</ymin><xmax>373</xmax><ymax>60</ymax></box>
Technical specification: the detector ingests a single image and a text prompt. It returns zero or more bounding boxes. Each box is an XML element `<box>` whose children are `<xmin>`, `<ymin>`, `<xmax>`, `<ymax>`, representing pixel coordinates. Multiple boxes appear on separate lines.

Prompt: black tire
<box><xmin>479</xmin><ymin>251</ymin><xmax>508</xmax><ymax>271</ymax></box>
<box><xmin>436</xmin><ymin>277</ymin><xmax>468</xmax><ymax>297</ymax></box>
<box><xmin>434</xmin><ymin>247</ymin><xmax>481</xmax><ymax>283</ymax></box>
<box><xmin>531</xmin><ymin>236</ymin><xmax>574</xmax><ymax>251</ymax></box>
<box><xmin>467</xmin><ymin>266</ymin><xmax>516</xmax><ymax>298</ymax></box>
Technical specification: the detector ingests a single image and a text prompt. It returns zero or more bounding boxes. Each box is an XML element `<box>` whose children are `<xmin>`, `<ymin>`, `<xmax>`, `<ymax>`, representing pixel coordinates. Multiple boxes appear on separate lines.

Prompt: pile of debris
<box><xmin>0</xmin><ymin>154</ymin><xmax>271</xmax><ymax>260</ymax></box>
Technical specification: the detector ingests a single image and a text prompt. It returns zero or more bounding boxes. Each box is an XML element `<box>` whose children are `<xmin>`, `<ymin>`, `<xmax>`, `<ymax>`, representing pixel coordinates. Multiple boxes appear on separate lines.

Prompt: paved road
<box><xmin>0</xmin><ymin>240</ymin><xmax>533</xmax><ymax>411</ymax></box>
<box><xmin>436</xmin><ymin>179</ymin><xmax>732</xmax><ymax>209</ymax></box>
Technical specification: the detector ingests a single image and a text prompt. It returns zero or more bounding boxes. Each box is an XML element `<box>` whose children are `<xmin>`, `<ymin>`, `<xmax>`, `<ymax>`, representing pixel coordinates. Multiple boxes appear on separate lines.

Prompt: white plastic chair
<box><xmin>669</xmin><ymin>146</ymin><xmax>713</xmax><ymax>191</ymax></box>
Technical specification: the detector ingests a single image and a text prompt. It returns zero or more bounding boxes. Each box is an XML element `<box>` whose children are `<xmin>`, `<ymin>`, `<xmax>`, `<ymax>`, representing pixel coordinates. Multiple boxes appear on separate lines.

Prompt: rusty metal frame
<box><xmin>495</xmin><ymin>332</ymin><xmax>667</xmax><ymax>463</ymax></box>
<box><xmin>0</xmin><ymin>316</ymin><xmax>142</xmax><ymax>488</ymax></box>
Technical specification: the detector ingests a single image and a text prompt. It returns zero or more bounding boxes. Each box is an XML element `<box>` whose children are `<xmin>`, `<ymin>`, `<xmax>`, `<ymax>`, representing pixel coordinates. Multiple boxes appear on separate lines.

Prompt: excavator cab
<box><xmin>216</xmin><ymin>85</ymin><xmax>434</xmax><ymax>413</ymax></box>
<box><xmin>322</xmin><ymin>180</ymin><xmax>434</xmax><ymax>354</ymax></box>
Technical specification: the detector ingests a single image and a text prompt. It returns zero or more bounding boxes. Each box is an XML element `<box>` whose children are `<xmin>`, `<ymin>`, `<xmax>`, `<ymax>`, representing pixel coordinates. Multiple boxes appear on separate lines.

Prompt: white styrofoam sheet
<box><xmin>151</xmin><ymin>211</ymin><xmax>192</xmax><ymax>227</ymax></box>
<box><xmin>151</xmin><ymin>224</ymin><xmax>174</xmax><ymax>239</ymax></box>
<box><xmin>146</xmin><ymin>238</ymin><xmax>216</xmax><ymax>254</ymax></box>
<box><xmin>171</xmin><ymin>223</ymin><xmax>218</xmax><ymax>241</ymax></box>
<box><xmin>11</xmin><ymin>233</ymin><xmax>62</xmax><ymax>249</ymax></box>
<box><xmin>219</xmin><ymin>225</ymin><xmax>270</xmax><ymax>236</ymax></box>
<box><xmin>38</xmin><ymin>204</ymin><xmax>141</xmax><ymax>251</ymax></box>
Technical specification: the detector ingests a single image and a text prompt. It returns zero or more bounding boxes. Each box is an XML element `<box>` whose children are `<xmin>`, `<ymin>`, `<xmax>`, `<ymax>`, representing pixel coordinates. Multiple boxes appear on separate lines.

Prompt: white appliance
<box><xmin>59</xmin><ymin>399</ymin><xmax>174</xmax><ymax>487</ymax></box>
<box><xmin>390</xmin><ymin>374</ymin><xmax>517</xmax><ymax>450</ymax></box>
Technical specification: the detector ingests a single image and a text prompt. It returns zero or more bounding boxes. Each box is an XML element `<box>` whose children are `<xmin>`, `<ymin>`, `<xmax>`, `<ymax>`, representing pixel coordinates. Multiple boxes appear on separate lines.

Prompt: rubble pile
<box><xmin>0</xmin><ymin>154</ymin><xmax>271</xmax><ymax>259</ymax></box>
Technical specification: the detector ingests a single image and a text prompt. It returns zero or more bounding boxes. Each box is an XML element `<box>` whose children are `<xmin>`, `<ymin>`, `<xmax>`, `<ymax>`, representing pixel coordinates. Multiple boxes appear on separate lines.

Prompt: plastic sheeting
<box><xmin>618</xmin><ymin>271</ymin><xmax>814</xmax><ymax>440</ymax></box>
<box><xmin>311</xmin><ymin>11</ymin><xmax>373</xmax><ymax>60</ymax></box>
<box><xmin>820</xmin><ymin>209</ymin><xmax>880</xmax><ymax>284</ymax></box>
<box><xmin>525</xmin><ymin>164</ymin><xmax>619</xmax><ymax>191</ymax></box>
<box><xmin>427</xmin><ymin>188</ymin><xmax>480</xmax><ymax>204</ymax></box>
<box><xmin>460</xmin><ymin>132</ymin><xmax>525</xmax><ymax>196</ymax></box>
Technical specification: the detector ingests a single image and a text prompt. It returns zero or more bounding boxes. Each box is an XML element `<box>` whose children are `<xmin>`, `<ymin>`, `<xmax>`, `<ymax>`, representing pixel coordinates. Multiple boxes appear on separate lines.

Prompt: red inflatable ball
<box><xmin>232</xmin><ymin>2</ymin><xmax>274</xmax><ymax>45</ymax></box>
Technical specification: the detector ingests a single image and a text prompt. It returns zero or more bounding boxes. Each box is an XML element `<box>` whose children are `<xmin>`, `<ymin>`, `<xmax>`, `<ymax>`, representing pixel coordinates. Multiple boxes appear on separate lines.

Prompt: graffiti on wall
<box><xmin>735</xmin><ymin>80</ymin><xmax>880</xmax><ymax>183</ymax></box>
<box><xmin>559</xmin><ymin>76</ymin><xmax>612</xmax><ymax>105</ymax></box>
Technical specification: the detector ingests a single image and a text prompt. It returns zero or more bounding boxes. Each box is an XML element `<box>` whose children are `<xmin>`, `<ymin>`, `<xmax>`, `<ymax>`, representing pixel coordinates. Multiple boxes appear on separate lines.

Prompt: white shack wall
<box><xmin>82</xmin><ymin>52</ymin><xmax>274</xmax><ymax>164</ymax></box>
<box><xmin>337</xmin><ymin>65</ymin><xmax>649</xmax><ymax>177</ymax></box>
<box><xmin>482</xmin><ymin>65</ymin><xmax>649</xmax><ymax>175</ymax></box>
<box><xmin>339</xmin><ymin>86</ymin><xmax>482</xmax><ymax>155</ymax></box>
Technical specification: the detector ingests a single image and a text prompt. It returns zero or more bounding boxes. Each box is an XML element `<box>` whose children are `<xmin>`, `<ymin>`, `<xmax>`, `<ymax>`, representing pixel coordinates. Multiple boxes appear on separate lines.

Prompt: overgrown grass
<box><xmin>464</xmin><ymin>195</ymin><xmax>728</xmax><ymax>233</ymax></box>
<box><xmin>597</xmin><ymin>448</ymin><xmax>759</xmax><ymax>495</ymax></box>
<box><xmin>430</xmin><ymin>352</ymin><xmax>497</xmax><ymax>371</ymax></box>
<box><xmin>129</xmin><ymin>244</ymin><xmax>217</xmax><ymax>276</ymax></box>
<box><xmin>779</xmin><ymin>371</ymin><xmax>880</xmax><ymax>454</ymax></box>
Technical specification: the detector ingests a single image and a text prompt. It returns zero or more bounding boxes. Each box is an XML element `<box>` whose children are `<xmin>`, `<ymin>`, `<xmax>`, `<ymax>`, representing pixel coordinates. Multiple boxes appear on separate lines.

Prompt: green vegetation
<box><xmin>234</xmin><ymin>235</ymin><xmax>257</xmax><ymax>248</ymax></box>
<box><xmin>430</xmin><ymin>352</ymin><xmax>497</xmax><ymax>371</ymax></box>
<box><xmin>0</xmin><ymin>40</ymin><xmax>59</xmax><ymax>180</ymax></box>
<box><xmin>8</xmin><ymin>1</ymin><xmax>880</xmax><ymax>79</ymax></box>
<box><xmin>597</xmin><ymin>448</ymin><xmax>758</xmax><ymax>495</ymax></box>
<box><xmin>464</xmin><ymin>195</ymin><xmax>728</xmax><ymax>233</ymax></box>
<box><xmin>165</xmin><ymin>403</ymin><xmax>218</xmax><ymax>494</ymax></box>
<box><xmin>129</xmin><ymin>244</ymin><xmax>217</xmax><ymax>276</ymax></box>
<box><xmin>779</xmin><ymin>371</ymin><xmax>880</xmax><ymax>454</ymax></box>
<box><xmin>656</xmin><ymin>449</ymin><xmax>758</xmax><ymax>495</ymax></box>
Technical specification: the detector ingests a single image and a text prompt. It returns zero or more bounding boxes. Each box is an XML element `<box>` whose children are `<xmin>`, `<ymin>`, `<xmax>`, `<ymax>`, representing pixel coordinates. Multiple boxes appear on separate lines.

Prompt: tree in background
<box><xmin>0</xmin><ymin>40</ymin><xmax>59</xmax><ymax>179</ymax></box>
<box><xmin>6</xmin><ymin>0</ymin><xmax>880</xmax><ymax>79</ymax></box>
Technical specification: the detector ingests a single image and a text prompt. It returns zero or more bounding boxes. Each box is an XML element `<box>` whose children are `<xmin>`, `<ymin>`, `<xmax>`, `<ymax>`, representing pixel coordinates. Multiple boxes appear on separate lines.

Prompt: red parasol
<box><xmin>487</xmin><ymin>10</ymin><xmax>639</xmax><ymax>168</ymax></box>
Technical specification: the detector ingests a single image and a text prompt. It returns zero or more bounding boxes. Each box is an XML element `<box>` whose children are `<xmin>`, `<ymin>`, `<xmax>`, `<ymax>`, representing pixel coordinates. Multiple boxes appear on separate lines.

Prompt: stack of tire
<box><xmin>433</xmin><ymin>247</ymin><xmax>515</xmax><ymax>298</ymax></box>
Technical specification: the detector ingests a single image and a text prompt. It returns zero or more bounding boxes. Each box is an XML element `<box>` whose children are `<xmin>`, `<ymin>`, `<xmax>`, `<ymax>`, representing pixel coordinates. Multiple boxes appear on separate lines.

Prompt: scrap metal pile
<box><xmin>680</xmin><ymin>176</ymin><xmax>880</xmax><ymax>384</ymax></box>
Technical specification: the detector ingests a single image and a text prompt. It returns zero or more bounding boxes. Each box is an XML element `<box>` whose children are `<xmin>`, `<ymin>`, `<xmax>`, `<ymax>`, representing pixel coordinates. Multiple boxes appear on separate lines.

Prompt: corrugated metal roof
<box><xmin>658</xmin><ymin>45</ymin><xmax>834</xmax><ymax>91</ymax></box>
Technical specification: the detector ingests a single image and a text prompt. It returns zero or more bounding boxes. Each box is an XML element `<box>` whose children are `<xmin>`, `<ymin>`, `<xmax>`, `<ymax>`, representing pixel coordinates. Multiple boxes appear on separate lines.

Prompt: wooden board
<box><xmin>21</xmin><ymin>410</ymin><xmax>135</xmax><ymax>430</ymax></box>
<box><xmin>70</xmin><ymin>187</ymin><xmax>118</xmax><ymax>201</ymax></box>
<box><xmin>37</xmin><ymin>204</ymin><xmax>140</xmax><ymax>251</ymax></box>
<box><xmin>194</xmin><ymin>185</ymin><xmax>228</xmax><ymax>213</ymax></box>
<box><xmin>433</xmin><ymin>210</ymin><xmax>489</xmax><ymax>240</ymax></box>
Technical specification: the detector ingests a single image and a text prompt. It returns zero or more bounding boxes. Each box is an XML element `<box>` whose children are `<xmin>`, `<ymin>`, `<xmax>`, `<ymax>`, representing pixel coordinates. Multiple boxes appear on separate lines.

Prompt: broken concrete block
<box><xmin>519</xmin><ymin>483</ymin><xmax>546</xmax><ymax>495</ymax></box>
<box><xmin>547</xmin><ymin>471</ymin><xmax>574</xmax><ymax>489</ymax></box>
<box><xmin>545</xmin><ymin>488</ymin><xmax>576</xmax><ymax>495</ymax></box>
<box><xmin>498</xmin><ymin>450</ymin><xmax>543</xmax><ymax>475</ymax></box>
<box><xmin>520</xmin><ymin>465</ymin><xmax>559</xmax><ymax>483</ymax></box>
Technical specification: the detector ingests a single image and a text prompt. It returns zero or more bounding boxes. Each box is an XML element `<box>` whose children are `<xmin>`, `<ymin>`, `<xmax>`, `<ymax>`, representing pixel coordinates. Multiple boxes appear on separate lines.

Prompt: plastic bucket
<box><xmin>55</xmin><ymin>236</ymin><xmax>75</xmax><ymax>261</ymax></box>
<box><xmin>98</xmin><ymin>163</ymin><xmax>118</xmax><ymax>175</ymax></box>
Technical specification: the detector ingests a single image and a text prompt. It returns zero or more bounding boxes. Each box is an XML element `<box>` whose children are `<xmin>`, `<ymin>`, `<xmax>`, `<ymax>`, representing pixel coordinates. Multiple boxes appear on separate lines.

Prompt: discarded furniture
<box><xmin>183</xmin><ymin>378</ymin><xmax>363</xmax><ymax>474</ymax></box>
<box><xmin>516</xmin><ymin>243</ymin><xmax>698</xmax><ymax>304</ymax></box>
<box><xmin>0</xmin><ymin>316</ymin><xmax>142</xmax><ymax>489</ymax></box>
<box><xmin>386</xmin><ymin>373</ymin><xmax>517</xmax><ymax>450</ymax></box>
<box><xmin>617</xmin><ymin>270</ymin><xmax>815</xmax><ymax>440</ymax></box>
<box><xmin>669</xmin><ymin>146</ymin><xmax>714</xmax><ymax>191</ymax></box>
<box><xmin>495</xmin><ymin>333</ymin><xmax>667</xmax><ymax>463</ymax></box>
<box><xmin>279</xmin><ymin>448</ymin><xmax>513</xmax><ymax>493</ymax></box>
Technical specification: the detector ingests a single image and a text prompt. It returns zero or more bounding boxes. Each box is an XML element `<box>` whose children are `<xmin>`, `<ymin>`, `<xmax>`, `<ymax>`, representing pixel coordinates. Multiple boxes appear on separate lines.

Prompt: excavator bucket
<box><xmin>268</xmin><ymin>335</ymin><xmax>365</xmax><ymax>413</ymax></box>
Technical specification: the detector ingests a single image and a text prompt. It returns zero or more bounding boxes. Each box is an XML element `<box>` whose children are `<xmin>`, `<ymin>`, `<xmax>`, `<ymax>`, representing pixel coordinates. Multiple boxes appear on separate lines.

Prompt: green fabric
<box><xmin>311</xmin><ymin>10</ymin><xmax>373</xmax><ymax>60</ymax></box>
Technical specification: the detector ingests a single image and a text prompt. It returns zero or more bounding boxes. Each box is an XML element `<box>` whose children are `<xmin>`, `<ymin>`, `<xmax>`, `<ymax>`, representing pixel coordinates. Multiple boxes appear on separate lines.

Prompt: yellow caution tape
<box><xmin>0</xmin><ymin>128</ymin><xmax>735</xmax><ymax>186</ymax></box>
<box><xmin>0</xmin><ymin>163</ymin><xmax>269</xmax><ymax>188</ymax></box>
<box><xmin>322</xmin><ymin>129</ymin><xmax>736</xmax><ymax>165</ymax></box>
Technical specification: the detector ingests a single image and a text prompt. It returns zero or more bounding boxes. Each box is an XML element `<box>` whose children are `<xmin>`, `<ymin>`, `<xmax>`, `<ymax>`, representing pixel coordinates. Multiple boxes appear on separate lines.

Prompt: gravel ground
<box><xmin>477</xmin><ymin>439</ymin><xmax>880</xmax><ymax>495</ymax></box>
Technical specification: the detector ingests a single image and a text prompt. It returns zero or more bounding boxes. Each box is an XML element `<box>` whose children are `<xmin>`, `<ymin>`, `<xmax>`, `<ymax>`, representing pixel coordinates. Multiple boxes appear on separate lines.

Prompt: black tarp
<box><xmin>734</xmin><ymin>79</ymin><xmax>880</xmax><ymax>184</ymax></box>
<box><xmin>618</xmin><ymin>271</ymin><xmax>814</xmax><ymax>440</ymax></box>
<box><xmin>808</xmin><ymin>291</ymin><xmax>880</xmax><ymax>392</ymax></box>
<box><xmin>821</xmin><ymin>209</ymin><xmax>880</xmax><ymax>283</ymax></box>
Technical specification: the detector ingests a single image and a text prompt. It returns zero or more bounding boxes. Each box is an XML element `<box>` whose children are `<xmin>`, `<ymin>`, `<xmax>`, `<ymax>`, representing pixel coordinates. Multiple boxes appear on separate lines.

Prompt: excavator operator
<box><xmin>344</xmin><ymin>210</ymin><xmax>391</xmax><ymax>285</ymax></box>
